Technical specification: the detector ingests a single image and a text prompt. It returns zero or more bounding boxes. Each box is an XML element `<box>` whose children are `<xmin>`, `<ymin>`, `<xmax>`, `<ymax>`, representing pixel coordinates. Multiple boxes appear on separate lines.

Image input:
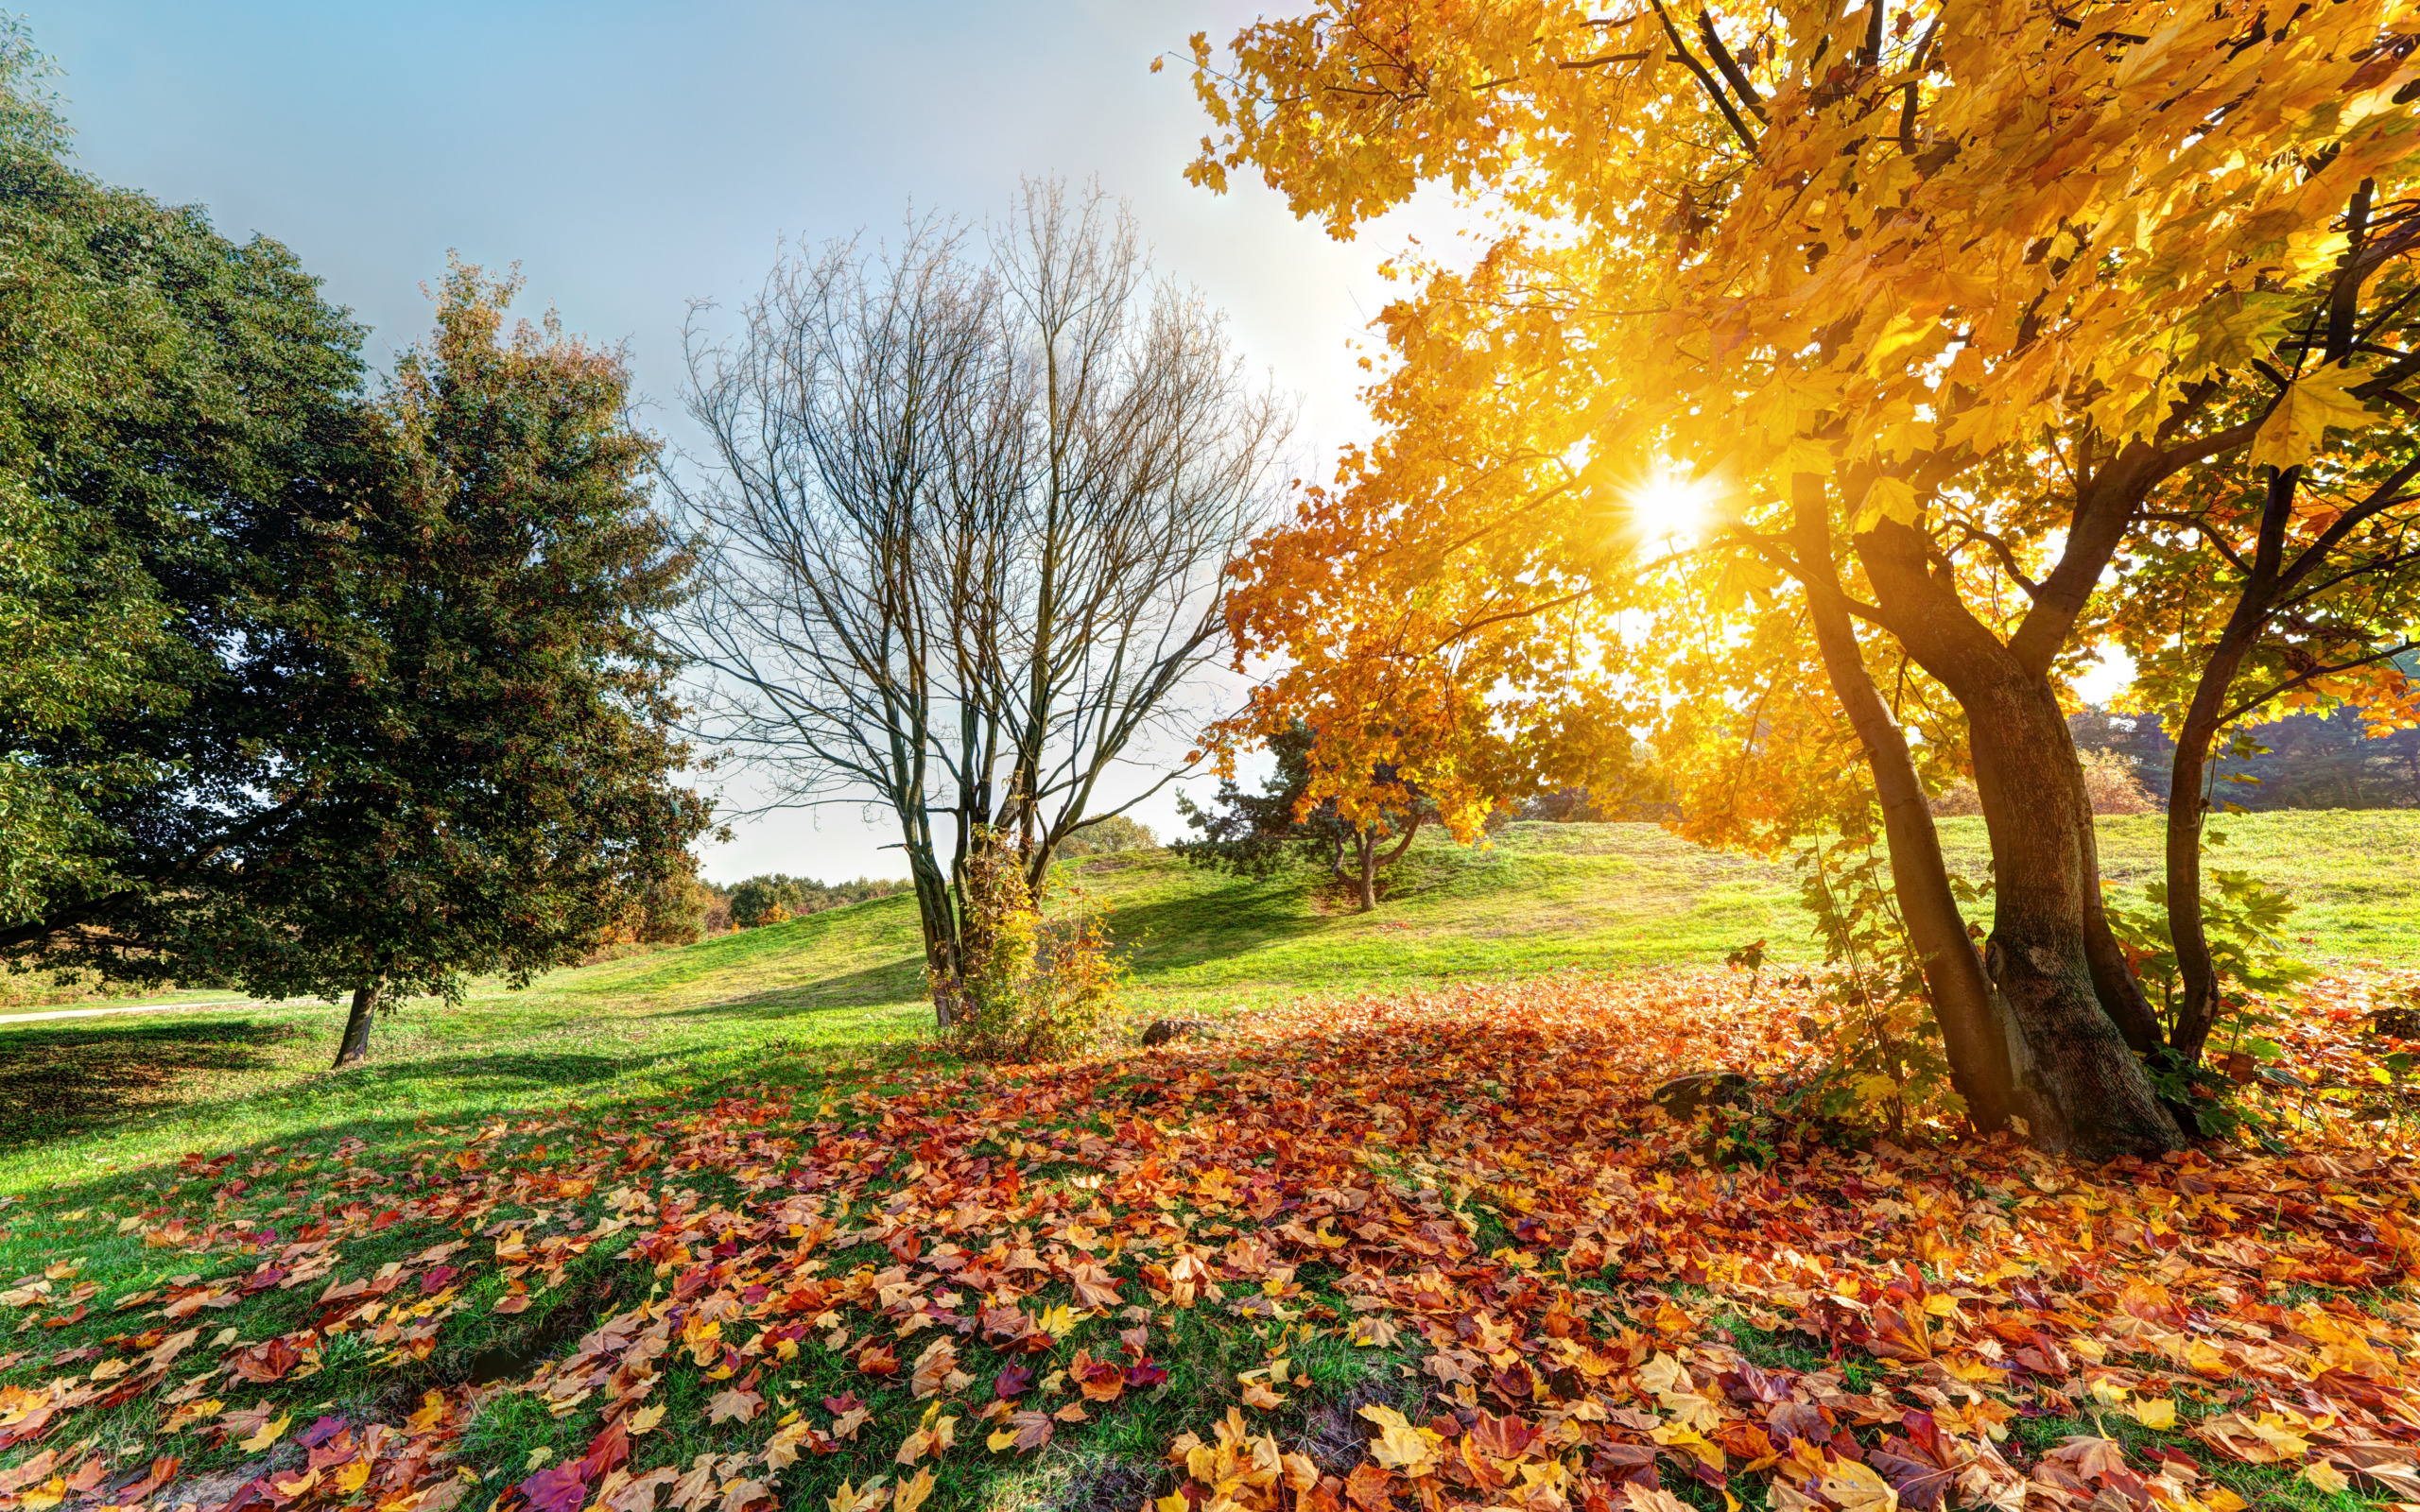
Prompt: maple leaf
<box><xmin>237</xmin><ymin>1413</ymin><xmax>291</xmax><ymax>1452</ymax></box>
<box><xmin>626</xmin><ymin>1403</ymin><xmax>666</xmax><ymax>1436</ymax></box>
<box><xmin>908</xmin><ymin>1338</ymin><xmax>957</xmax><ymax>1400</ymax></box>
<box><xmin>986</xmin><ymin>1410</ymin><xmax>1053</xmax><ymax>1454</ymax></box>
<box><xmin>579</xmin><ymin>1419</ymin><xmax>631</xmax><ymax>1482</ymax></box>
<box><xmin>1868</xmin><ymin>1412</ymin><xmax>1962</xmax><ymax>1511</ymax></box>
<box><xmin>1360</xmin><ymin>1404</ymin><xmax>1441</xmax><ymax>1475</ymax></box>
<box><xmin>1068</xmin><ymin>1348</ymin><xmax>1126</xmax><ymax>1402</ymax></box>
<box><xmin>993</xmin><ymin>1364</ymin><xmax>1034</xmax><ymax>1399</ymax></box>
<box><xmin>1342</xmin><ymin>1462</ymin><xmax>1394</xmax><ymax>1510</ymax></box>
<box><xmin>855</xmin><ymin>1342</ymin><xmax>898</xmax><ymax>1378</ymax></box>
<box><xmin>707</xmin><ymin>1380</ymin><xmax>762</xmax><ymax>1425</ymax></box>
<box><xmin>2248</xmin><ymin>364</ymin><xmax>2377</xmax><ymax>472</ymax></box>
<box><xmin>519</xmin><ymin>1463</ymin><xmax>589</xmax><ymax>1512</ymax></box>
<box><xmin>231</xmin><ymin>1337</ymin><xmax>302</xmax><ymax>1383</ymax></box>
<box><xmin>822</xmin><ymin>1478</ymin><xmax>886</xmax><ymax>1512</ymax></box>
<box><xmin>892</xmin><ymin>1469</ymin><xmax>936</xmax><ymax>1512</ymax></box>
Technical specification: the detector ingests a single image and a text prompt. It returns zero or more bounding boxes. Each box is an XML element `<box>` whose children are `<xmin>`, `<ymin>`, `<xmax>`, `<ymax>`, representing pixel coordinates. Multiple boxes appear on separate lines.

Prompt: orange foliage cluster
<box><xmin>4</xmin><ymin>976</ymin><xmax>2420</xmax><ymax>1512</ymax></box>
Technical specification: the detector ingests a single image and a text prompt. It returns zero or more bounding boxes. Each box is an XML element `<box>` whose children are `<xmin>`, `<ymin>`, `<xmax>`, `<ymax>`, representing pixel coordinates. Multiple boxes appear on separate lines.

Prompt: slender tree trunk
<box><xmin>1356</xmin><ymin>833</ymin><xmax>1379</xmax><ymax>912</ymax></box>
<box><xmin>334</xmin><ymin>979</ymin><xmax>381</xmax><ymax>1068</ymax></box>
<box><xmin>1798</xmin><ymin>573</ymin><xmax>2020</xmax><ymax>1132</ymax></box>
<box><xmin>906</xmin><ymin>829</ymin><xmax>962</xmax><ymax>1028</ymax></box>
<box><xmin>2166</xmin><ymin>624</ymin><xmax>2261</xmax><ymax>1065</ymax></box>
<box><xmin>1967</xmin><ymin>674</ymin><xmax>2184</xmax><ymax>1157</ymax></box>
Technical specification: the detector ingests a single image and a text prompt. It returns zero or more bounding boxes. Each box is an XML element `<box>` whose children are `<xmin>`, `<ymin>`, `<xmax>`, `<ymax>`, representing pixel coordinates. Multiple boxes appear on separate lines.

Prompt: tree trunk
<box><xmin>1355</xmin><ymin>833</ymin><xmax>1379</xmax><ymax>913</ymax></box>
<box><xmin>909</xmin><ymin>862</ymin><xmax>961</xmax><ymax>1029</ymax></box>
<box><xmin>2165</xmin><ymin>627</ymin><xmax>2259</xmax><ymax>1065</ymax></box>
<box><xmin>1967</xmin><ymin>674</ymin><xmax>2184</xmax><ymax>1158</ymax></box>
<box><xmin>334</xmin><ymin>979</ymin><xmax>380</xmax><ymax>1068</ymax></box>
<box><xmin>1798</xmin><ymin>573</ymin><xmax>2021</xmax><ymax>1132</ymax></box>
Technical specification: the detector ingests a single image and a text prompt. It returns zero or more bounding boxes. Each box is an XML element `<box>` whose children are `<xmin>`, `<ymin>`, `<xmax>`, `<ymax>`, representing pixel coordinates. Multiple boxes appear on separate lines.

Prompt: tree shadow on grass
<box><xmin>0</xmin><ymin>1019</ymin><xmax>301</xmax><ymax>1152</ymax></box>
<box><xmin>1090</xmin><ymin>876</ymin><xmax>1333</xmax><ymax>977</ymax></box>
<box><xmin>653</xmin><ymin>958</ymin><xmax>932</xmax><ymax>1021</ymax></box>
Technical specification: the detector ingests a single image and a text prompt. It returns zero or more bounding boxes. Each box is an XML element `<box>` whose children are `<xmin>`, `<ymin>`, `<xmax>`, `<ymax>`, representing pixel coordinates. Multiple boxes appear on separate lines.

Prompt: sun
<box><xmin>1624</xmin><ymin>468</ymin><xmax>1718</xmax><ymax>542</ymax></box>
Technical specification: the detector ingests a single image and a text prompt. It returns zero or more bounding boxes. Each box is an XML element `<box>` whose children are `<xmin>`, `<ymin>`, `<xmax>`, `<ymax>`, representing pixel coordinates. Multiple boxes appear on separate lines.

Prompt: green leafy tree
<box><xmin>0</xmin><ymin>30</ymin><xmax>369</xmax><ymax>956</ymax></box>
<box><xmin>177</xmin><ymin>265</ymin><xmax>711</xmax><ymax>1064</ymax></box>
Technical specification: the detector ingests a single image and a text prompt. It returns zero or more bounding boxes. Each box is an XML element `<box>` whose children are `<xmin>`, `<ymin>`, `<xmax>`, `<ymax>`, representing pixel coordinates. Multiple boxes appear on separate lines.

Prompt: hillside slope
<box><xmin>4</xmin><ymin>813</ymin><xmax>2412</xmax><ymax>1191</ymax></box>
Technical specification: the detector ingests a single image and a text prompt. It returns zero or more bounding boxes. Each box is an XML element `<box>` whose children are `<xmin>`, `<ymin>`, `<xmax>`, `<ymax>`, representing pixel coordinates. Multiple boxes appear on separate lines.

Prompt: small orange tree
<box><xmin>1186</xmin><ymin>0</ymin><xmax>2420</xmax><ymax>1155</ymax></box>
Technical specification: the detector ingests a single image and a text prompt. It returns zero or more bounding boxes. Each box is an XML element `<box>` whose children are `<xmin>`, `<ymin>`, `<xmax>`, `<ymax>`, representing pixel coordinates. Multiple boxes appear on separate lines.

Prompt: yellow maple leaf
<box><xmin>627</xmin><ymin>1403</ymin><xmax>666</xmax><ymax>1435</ymax></box>
<box><xmin>2130</xmin><ymin>1398</ymin><xmax>2177</xmax><ymax>1430</ymax></box>
<box><xmin>824</xmin><ymin>1478</ymin><xmax>887</xmax><ymax>1512</ymax></box>
<box><xmin>892</xmin><ymin>1469</ymin><xmax>936</xmax><ymax>1512</ymax></box>
<box><xmin>238</xmin><ymin>1413</ymin><xmax>291</xmax><ymax>1452</ymax></box>
<box><xmin>2248</xmin><ymin>364</ymin><xmax>2376</xmax><ymax>471</ymax></box>
<box><xmin>1358</xmin><ymin>1404</ymin><xmax>1440</xmax><ymax>1474</ymax></box>
<box><xmin>1852</xmin><ymin>476</ymin><xmax>1920</xmax><ymax>533</ymax></box>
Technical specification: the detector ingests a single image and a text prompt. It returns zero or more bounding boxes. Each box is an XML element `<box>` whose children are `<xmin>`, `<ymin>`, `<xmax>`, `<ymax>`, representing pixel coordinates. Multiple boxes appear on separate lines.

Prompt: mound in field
<box><xmin>3</xmin><ymin>972</ymin><xmax>2418</xmax><ymax>1512</ymax></box>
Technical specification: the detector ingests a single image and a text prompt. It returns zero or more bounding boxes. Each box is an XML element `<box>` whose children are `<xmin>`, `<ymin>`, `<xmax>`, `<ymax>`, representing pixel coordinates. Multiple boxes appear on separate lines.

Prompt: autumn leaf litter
<box><xmin>5</xmin><ymin>971</ymin><xmax>2420</xmax><ymax>1512</ymax></box>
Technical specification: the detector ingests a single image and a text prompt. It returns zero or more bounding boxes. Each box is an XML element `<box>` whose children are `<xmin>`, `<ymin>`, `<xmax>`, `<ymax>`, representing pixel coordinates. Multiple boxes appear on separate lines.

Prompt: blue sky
<box><xmin>39</xmin><ymin>0</ymin><xmax>1463</xmax><ymax>883</ymax></box>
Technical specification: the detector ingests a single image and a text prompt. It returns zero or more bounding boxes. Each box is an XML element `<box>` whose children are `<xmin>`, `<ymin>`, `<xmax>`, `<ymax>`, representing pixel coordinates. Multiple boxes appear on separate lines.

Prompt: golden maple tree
<box><xmin>1183</xmin><ymin>0</ymin><xmax>2420</xmax><ymax>1157</ymax></box>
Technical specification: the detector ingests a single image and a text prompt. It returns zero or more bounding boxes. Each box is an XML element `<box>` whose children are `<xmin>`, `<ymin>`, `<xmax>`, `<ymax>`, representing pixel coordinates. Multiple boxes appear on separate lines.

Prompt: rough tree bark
<box><xmin>334</xmin><ymin>979</ymin><xmax>381</xmax><ymax>1068</ymax></box>
<box><xmin>1790</xmin><ymin>487</ymin><xmax>2021</xmax><ymax>1132</ymax></box>
<box><xmin>1852</xmin><ymin>507</ymin><xmax>2185</xmax><ymax>1159</ymax></box>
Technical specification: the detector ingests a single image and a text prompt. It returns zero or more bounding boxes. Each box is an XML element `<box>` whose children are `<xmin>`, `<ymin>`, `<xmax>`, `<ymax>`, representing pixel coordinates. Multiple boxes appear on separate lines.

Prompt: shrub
<box><xmin>942</xmin><ymin>840</ymin><xmax>1119</xmax><ymax>1061</ymax></box>
<box><xmin>1057</xmin><ymin>814</ymin><xmax>1158</xmax><ymax>856</ymax></box>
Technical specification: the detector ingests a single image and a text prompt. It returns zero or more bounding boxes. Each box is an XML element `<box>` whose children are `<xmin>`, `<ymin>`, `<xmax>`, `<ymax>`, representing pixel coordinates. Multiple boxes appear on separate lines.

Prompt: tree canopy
<box><xmin>1186</xmin><ymin>0</ymin><xmax>2420</xmax><ymax>1155</ymax></box>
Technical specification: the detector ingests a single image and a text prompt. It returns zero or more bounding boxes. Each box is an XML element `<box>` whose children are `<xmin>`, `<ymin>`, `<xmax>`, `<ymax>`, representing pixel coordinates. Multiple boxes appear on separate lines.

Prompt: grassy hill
<box><xmin>5</xmin><ymin>812</ymin><xmax>2415</xmax><ymax>1195</ymax></box>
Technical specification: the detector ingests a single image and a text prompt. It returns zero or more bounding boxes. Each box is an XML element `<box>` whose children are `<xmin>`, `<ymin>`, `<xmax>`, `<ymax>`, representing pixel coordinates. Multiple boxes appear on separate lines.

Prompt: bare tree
<box><xmin>673</xmin><ymin>182</ymin><xmax>1288</xmax><ymax>1023</ymax></box>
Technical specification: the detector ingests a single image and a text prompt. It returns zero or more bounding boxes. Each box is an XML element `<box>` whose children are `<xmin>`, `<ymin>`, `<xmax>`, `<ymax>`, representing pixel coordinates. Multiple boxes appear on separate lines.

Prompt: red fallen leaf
<box><xmin>994</xmin><ymin>1364</ymin><xmax>1035</xmax><ymax>1399</ymax></box>
<box><xmin>855</xmin><ymin>1342</ymin><xmax>897</xmax><ymax>1378</ymax></box>
<box><xmin>1467</xmin><ymin>1412</ymin><xmax>1539</xmax><ymax>1460</ymax></box>
<box><xmin>822</xmin><ymin>1392</ymin><xmax>866</xmax><ymax>1418</ymax></box>
<box><xmin>297</xmin><ymin>1416</ymin><xmax>350</xmax><ymax>1450</ymax></box>
<box><xmin>518</xmin><ymin>1462</ymin><xmax>589</xmax><ymax>1512</ymax></box>
<box><xmin>239</xmin><ymin>1267</ymin><xmax>287</xmax><ymax>1295</ymax></box>
<box><xmin>1868</xmin><ymin>1411</ymin><xmax>1960</xmax><ymax>1512</ymax></box>
<box><xmin>1343</xmin><ymin>1461</ymin><xmax>1395</xmax><ymax>1509</ymax></box>
<box><xmin>232</xmin><ymin>1337</ymin><xmax>302</xmax><ymax>1383</ymax></box>
<box><xmin>419</xmin><ymin>1266</ymin><xmax>459</xmax><ymax>1295</ymax></box>
<box><xmin>106</xmin><ymin>1455</ymin><xmax>180</xmax><ymax>1503</ymax></box>
<box><xmin>579</xmin><ymin>1418</ymin><xmax>631</xmax><ymax>1482</ymax></box>
<box><xmin>1068</xmin><ymin>1347</ymin><xmax>1127</xmax><ymax>1402</ymax></box>
<box><xmin>1125</xmin><ymin>1356</ymin><xmax>1168</xmax><ymax>1390</ymax></box>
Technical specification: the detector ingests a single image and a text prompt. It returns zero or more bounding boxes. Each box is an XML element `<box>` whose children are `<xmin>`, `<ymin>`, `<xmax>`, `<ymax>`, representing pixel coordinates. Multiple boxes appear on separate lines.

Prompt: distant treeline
<box><xmin>704</xmin><ymin>874</ymin><xmax>912</xmax><ymax>932</ymax></box>
<box><xmin>2074</xmin><ymin>704</ymin><xmax>2420</xmax><ymax>812</ymax></box>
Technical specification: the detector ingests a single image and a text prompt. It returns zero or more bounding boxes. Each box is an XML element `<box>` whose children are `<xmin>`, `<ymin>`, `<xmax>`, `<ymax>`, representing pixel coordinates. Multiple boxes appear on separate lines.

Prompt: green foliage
<box><xmin>2106</xmin><ymin>858</ymin><xmax>2316</xmax><ymax>1135</ymax></box>
<box><xmin>0</xmin><ymin>44</ymin><xmax>368</xmax><ymax>950</ymax></box>
<box><xmin>168</xmin><ymin>264</ymin><xmax>708</xmax><ymax>1012</ymax></box>
<box><xmin>2105</xmin><ymin>866</ymin><xmax>2316</xmax><ymax>1033</ymax></box>
<box><xmin>1788</xmin><ymin>817</ymin><xmax>1962</xmax><ymax>1138</ymax></box>
<box><xmin>942</xmin><ymin>840</ymin><xmax>1120</xmax><ymax>1061</ymax></box>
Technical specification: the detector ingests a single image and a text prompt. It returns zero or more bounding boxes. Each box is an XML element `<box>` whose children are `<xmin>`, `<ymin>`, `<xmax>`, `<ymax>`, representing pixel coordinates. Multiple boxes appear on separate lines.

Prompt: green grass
<box><xmin>6</xmin><ymin>813</ymin><xmax>2416</xmax><ymax>1512</ymax></box>
<box><xmin>8</xmin><ymin>813</ymin><xmax>2417</xmax><ymax>1199</ymax></box>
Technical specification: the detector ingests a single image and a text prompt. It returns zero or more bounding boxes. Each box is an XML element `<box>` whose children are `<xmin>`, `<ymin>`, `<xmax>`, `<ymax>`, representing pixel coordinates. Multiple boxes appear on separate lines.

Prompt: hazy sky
<box><xmin>38</xmin><ymin>0</ymin><xmax>1466</xmax><ymax>884</ymax></box>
